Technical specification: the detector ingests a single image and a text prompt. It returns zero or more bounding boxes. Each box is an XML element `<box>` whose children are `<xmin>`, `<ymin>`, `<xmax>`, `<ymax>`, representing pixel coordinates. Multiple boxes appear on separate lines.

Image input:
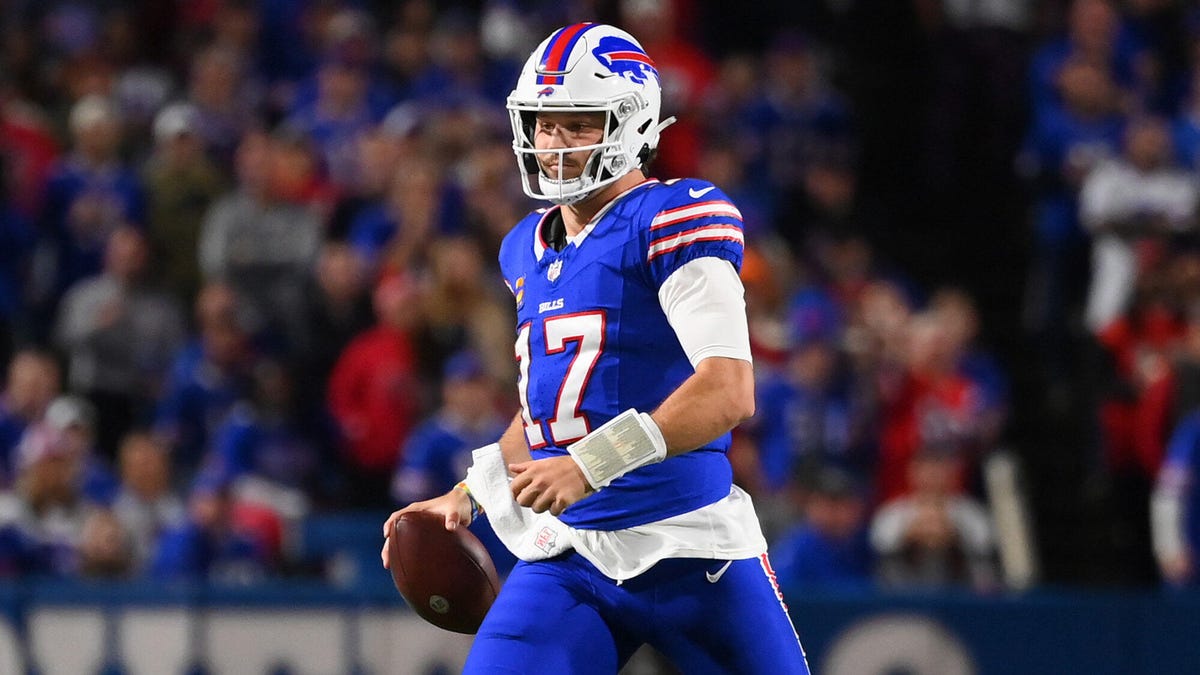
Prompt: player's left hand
<box><xmin>509</xmin><ymin>455</ymin><xmax>592</xmax><ymax>516</ymax></box>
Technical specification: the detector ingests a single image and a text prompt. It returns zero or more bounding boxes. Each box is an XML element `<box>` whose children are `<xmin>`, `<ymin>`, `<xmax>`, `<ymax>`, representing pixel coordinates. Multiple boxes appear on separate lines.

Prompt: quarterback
<box><xmin>384</xmin><ymin>23</ymin><xmax>809</xmax><ymax>673</ymax></box>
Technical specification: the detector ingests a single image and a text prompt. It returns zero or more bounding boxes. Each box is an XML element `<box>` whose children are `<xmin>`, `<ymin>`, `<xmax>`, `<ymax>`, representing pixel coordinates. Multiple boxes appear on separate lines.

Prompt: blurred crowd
<box><xmin>0</xmin><ymin>0</ymin><xmax>1198</xmax><ymax>595</ymax></box>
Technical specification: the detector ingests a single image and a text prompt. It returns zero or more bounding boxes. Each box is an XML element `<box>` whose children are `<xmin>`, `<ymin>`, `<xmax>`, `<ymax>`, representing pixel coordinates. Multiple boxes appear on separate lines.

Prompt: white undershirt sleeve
<box><xmin>657</xmin><ymin>256</ymin><xmax>753</xmax><ymax>368</ymax></box>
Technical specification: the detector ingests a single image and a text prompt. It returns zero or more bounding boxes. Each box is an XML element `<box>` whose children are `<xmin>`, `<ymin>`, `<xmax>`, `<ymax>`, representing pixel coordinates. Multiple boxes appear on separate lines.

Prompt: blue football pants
<box><xmin>463</xmin><ymin>552</ymin><xmax>810</xmax><ymax>674</ymax></box>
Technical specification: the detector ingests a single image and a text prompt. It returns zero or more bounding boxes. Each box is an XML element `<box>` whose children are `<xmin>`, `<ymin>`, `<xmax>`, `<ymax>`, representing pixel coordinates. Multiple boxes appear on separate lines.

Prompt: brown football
<box><xmin>388</xmin><ymin>511</ymin><xmax>501</xmax><ymax>634</ymax></box>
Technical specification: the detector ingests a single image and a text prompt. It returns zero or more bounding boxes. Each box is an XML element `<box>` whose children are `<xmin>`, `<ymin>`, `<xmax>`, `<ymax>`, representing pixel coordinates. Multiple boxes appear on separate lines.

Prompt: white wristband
<box><xmin>567</xmin><ymin>409</ymin><xmax>668</xmax><ymax>490</ymax></box>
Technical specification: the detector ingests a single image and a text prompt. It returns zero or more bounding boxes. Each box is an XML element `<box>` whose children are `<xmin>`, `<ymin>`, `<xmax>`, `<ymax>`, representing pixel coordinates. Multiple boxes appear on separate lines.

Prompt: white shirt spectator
<box><xmin>1080</xmin><ymin>156</ymin><xmax>1199</xmax><ymax>332</ymax></box>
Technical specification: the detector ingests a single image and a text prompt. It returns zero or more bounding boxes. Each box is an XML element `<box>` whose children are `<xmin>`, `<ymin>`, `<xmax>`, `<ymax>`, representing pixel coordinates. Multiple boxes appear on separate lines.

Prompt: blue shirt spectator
<box><xmin>742</xmin><ymin>33</ymin><xmax>854</xmax><ymax>195</ymax></box>
<box><xmin>748</xmin><ymin>288</ymin><xmax>874</xmax><ymax>492</ymax></box>
<box><xmin>771</xmin><ymin>468</ymin><xmax>873</xmax><ymax>592</ymax></box>
<box><xmin>40</xmin><ymin>97</ymin><xmax>146</xmax><ymax>303</ymax></box>
<box><xmin>1021</xmin><ymin>90</ymin><xmax>1125</xmax><ymax>249</ymax></box>
<box><xmin>211</xmin><ymin>405</ymin><xmax>322</xmax><ymax>490</ymax></box>
<box><xmin>285</xmin><ymin>57</ymin><xmax>398</xmax><ymax>191</ymax></box>
<box><xmin>1028</xmin><ymin>0</ymin><xmax>1145</xmax><ymax>118</ymax></box>
<box><xmin>154</xmin><ymin>284</ymin><xmax>256</xmax><ymax>479</ymax></box>
<box><xmin>392</xmin><ymin>412</ymin><xmax>508</xmax><ymax>506</ymax></box>
<box><xmin>347</xmin><ymin>165</ymin><xmax>465</xmax><ymax>272</ymax></box>
<box><xmin>151</xmin><ymin>470</ymin><xmax>269</xmax><ymax>584</ymax></box>
<box><xmin>209</xmin><ymin>359</ymin><xmax>331</xmax><ymax>495</ymax></box>
<box><xmin>154</xmin><ymin>339</ymin><xmax>249</xmax><ymax>478</ymax></box>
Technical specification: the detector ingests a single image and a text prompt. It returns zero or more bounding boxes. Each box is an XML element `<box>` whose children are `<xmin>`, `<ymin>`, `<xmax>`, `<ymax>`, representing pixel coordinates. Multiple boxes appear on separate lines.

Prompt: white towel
<box><xmin>464</xmin><ymin>443</ymin><xmax>574</xmax><ymax>561</ymax></box>
<box><xmin>463</xmin><ymin>444</ymin><xmax>768</xmax><ymax>582</ymax></box>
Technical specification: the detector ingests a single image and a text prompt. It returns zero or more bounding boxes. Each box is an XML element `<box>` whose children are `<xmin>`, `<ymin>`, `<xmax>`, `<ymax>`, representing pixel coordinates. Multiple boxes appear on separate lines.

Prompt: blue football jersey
<box><xmin>498</xmin><ymin>178</ymin><xmax>745</xmax><ymax>530</ymax></box>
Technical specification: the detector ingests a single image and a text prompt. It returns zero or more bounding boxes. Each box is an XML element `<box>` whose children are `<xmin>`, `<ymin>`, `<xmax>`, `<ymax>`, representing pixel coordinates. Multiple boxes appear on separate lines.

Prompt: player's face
<box><xmin>532</xmin><ymin>111</ymin><xmax>606</xmax><ymax>180</ymax></box>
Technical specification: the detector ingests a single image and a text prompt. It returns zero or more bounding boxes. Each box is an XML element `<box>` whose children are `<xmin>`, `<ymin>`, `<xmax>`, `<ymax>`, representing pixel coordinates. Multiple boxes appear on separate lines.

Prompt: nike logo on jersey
<box><xmin>705</xmin><ymin>560</ymin><xmax>733</xmax><ymax>583</ymax></box>
<box><xmin>689</xmin><ymin>186</ymin><xmax>716</xmax><ymax>199</ymax></box>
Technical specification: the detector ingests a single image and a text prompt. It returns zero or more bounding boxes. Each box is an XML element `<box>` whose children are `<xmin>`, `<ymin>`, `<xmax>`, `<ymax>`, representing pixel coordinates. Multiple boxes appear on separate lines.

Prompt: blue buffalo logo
<box><xmin>591</xmin><ymin>36</ymin><xmax>659</xmax><ymax>86</ymax></box>
<box><xmin>537</xmin><ymin>86</ymin><xmax>555</xmax><ymax>97</ymax></box>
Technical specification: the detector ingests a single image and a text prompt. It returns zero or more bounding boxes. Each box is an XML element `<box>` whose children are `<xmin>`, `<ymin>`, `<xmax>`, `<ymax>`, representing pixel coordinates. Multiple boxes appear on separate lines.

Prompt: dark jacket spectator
<box><xmin>142</xmin><ymin>102</ymin><xmax>228</xmax><ymax>305</ymax></box>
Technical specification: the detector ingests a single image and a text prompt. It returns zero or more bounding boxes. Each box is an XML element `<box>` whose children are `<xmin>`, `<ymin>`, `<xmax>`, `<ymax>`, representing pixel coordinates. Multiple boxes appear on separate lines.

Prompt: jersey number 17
<box><xmin>515</xmin><ymin>310</ymin><xmax>606</xmax><ymax>449</ymax></box>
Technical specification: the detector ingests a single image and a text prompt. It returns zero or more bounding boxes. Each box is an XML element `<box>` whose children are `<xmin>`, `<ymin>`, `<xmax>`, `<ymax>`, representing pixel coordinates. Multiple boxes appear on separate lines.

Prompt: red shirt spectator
<box><xmin>1097</xmin><ymin>302</ymin><xmax>1185</xmax><ymax>477</ymax></box>
<box><xmin>327</xmin><ymin>275</ymin><xmax>424</xmax><ymax>474</ymax></box>
<box><xmin>877</xmin><ymin>314</ymin><xmax>984</xmax><ymax>502</ymax></box>
<box><xmin>0</xmin><ymin>99</ymin><xmax>59</xmax><ymax>219</ymax></box>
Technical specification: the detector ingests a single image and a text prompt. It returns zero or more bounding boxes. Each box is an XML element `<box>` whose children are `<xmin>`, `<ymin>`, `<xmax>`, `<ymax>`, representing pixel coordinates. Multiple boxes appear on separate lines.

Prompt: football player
<box><xmin>384</xmin><ymin>23</ymin><xmax>809</xmax><ymax>674</ymax></box>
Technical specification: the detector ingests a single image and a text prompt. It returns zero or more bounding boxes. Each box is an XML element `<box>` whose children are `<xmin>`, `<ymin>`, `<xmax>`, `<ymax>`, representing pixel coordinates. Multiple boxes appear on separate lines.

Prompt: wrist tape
<box><xmin>567</xmin><ymin>408</ymin><xmax>668</xmax><ymax>490</ymax></box>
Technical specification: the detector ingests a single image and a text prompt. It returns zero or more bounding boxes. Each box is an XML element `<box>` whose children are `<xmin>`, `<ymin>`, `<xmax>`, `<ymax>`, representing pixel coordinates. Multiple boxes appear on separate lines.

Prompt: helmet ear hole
<box><xmin>637</xmin><ymin>119</ymin><xmax>652</xmax><ymax>134</ymax></box>
<box><xmin>636</xmin><ymin>143</ymin><xmax>652</xmax><ymax>166</ymax></box>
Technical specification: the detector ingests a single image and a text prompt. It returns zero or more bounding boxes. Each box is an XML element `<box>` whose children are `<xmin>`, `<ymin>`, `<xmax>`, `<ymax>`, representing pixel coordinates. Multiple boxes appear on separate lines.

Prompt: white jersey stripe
<box><xmin>650</xmin><ymin>202</ymin><xmax>743</xmax><ymax>230</ymax></box>
<box><xmin>647</xmin><ymin>225</ymin><xmax>744</xmax><ymax>261</ymax></box>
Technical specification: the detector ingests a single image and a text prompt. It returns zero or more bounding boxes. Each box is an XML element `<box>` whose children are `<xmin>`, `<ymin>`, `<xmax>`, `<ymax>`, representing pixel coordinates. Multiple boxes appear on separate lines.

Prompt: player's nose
<box><xmin>542</xmin><ymin>126</ymin><xmax>570</xmax><ymax>148</ymax></box>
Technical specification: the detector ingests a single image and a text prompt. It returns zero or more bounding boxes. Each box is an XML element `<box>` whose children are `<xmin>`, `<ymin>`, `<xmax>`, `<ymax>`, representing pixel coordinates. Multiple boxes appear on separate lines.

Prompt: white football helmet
<box><xmin>507</xmin><ymin>23</ymin><xmax>675</xmax><ymax>205</ymax></box>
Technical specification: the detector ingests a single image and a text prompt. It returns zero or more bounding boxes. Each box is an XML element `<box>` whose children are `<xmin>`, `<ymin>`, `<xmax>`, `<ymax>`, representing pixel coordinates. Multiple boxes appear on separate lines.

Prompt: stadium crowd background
<box><xmin>0</xmin><ymin>0</ymin><xmax>1196</xmax><ymax>594</ymax></box>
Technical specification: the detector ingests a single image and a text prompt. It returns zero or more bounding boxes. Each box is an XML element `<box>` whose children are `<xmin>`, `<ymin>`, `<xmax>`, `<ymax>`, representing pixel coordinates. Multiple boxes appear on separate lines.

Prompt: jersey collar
<box><xmin>532</xmin><ymin>178</ymin><xmax>659</xmax><ymax>262</ymax></box>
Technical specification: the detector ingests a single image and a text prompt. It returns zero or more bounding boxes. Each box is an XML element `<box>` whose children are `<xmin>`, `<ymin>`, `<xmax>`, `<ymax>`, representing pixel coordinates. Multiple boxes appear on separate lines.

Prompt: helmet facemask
<box><xmin>508</xmin><ymin>94</ymin><xmax>651</xmax><ymax>205</ymax></box>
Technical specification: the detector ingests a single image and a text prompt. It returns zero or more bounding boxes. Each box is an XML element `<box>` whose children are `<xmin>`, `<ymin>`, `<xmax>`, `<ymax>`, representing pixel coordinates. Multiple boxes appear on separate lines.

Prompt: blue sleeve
<box><xmin>768</xmin><ymin>529</ymin><xmax>807</xmax><ymax>589</ymax></box>
<box><xmin>392</xmin><ymin>423</ymin><xmax>445</xmax><ymax>503</ymax></box>
<box><xmin>348</xmin><ymin>205</ymin><xmax>393</xmax><ymax>265</ymax></box>
<box><xmin>1028</xmin><ymin>43</ymin><xmax>1067</xmax><ymax>118</ymax></box>
<box><xmin>398</xmin><ymin>425</ymin><xmax>441</xmax><ymax>473</ymax></box>
<box><xmin>153</xmin><ymin>372</ymin><xmax>187</xmax><ymax>436</ymax></box>
<box><xmin>753</xmin><ymin>380</ymin><xmax>793</xmax><ymax>491</ymax></box>
<box><xmin>212</xmin><ymin>412</ymin><xmax>257</xmax><ymax>477</ymax></box>
<box><xmin>1028</xmin><ymin>111</ymin><xmax>1065</xmax><ymax>169</ymax></box>
<box><xmin>1173</xmin><ymin>119</ymin><xmax>1200</xmax><ymax>170</ymax></box>
<box><xmin>151</xmin><ymin>526</ymin><xmax>205</xmax><ymax>581</ymax></box>
<box><xmin>643</xmin><ymin>180</ymin><xmax>744</xmax><ymax>289</ymax></box>
<box><xmin>1164</xmin><ymin>413</ymin><xmax>1200</xmax><ymax>471</ymax></box>
<box><xmin>0</xmin><ymin>525</ymin><xmax>43</xmax><ymax>576</ymax></box>
<box><xmin>81</xmin><ymin>461</ymin><xmax>120</xmax><ymax>507</ymax></box>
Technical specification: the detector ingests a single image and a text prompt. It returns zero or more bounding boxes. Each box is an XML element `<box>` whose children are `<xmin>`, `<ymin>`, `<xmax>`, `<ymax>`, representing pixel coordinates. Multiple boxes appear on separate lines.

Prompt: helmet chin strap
<box><xmin>537</xmin><ymin>147</ymin><xmax>605</xmax><ymax>206</ymax></box>
<box><xmin>538</xmin><ymin>173</ymin><xmax>589</xmax><ymax>205</ymax></box>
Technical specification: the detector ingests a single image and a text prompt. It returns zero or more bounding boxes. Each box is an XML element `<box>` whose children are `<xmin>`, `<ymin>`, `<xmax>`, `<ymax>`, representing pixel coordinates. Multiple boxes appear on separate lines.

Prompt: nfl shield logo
<box><xmin>534</xmin><ymin>526</ymin><xmax>558</xmax><ymax>554</ymax></box>
<box><xmin>547</xmin><ymin>259</ymin><xmax>563</xmax><ymax>282</ymax></box>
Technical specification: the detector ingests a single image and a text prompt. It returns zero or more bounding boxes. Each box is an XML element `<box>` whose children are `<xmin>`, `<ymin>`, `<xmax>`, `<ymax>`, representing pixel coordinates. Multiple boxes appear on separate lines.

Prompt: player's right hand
<box><xmin>381</xmin><ymin>489</ymin><xmax>473</xmax><ymax>569</ymax></box>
